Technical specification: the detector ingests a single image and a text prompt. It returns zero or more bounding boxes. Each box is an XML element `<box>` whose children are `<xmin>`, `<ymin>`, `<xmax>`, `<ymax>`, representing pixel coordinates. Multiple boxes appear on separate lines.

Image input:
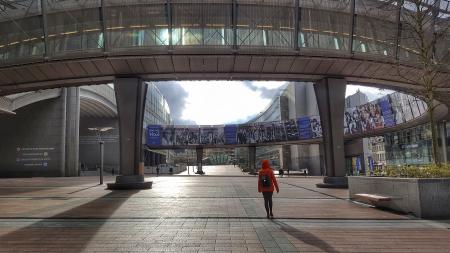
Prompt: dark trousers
<box><xmin>262</xmin><ymin>191</ymin><xmax>273</xmax><ymax>216</ymax></box>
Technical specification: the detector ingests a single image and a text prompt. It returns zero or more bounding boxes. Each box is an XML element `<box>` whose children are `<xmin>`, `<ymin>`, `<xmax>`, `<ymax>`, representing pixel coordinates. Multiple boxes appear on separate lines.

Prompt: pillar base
<box><xmin>107</xmin><ymin>175</ymin><xmax>152</xmax><ymax>190</ymax></box>
<box><xmin>316</xmin><ymin>176</ymin><xmax>348</xmax><ymax>189</ymax></box>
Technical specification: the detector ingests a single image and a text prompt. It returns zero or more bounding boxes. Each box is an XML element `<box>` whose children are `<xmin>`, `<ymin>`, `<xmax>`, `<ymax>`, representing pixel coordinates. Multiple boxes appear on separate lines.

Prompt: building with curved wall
<box><xmin>0</xmin><ymin>82</ymin><xmax>172</xmax><ymax>177</ymax></box>
<box><xmin>239</xmin><ymin>82</ymin><xmax>323</xmax><ymax>174</ymax></box>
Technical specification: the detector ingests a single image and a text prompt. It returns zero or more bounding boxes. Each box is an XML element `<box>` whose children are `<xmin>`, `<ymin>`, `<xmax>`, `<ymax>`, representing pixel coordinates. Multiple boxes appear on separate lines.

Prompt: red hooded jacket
<box><xmin>258</xmin><ymin>160</ymin><xmax>279</xmax><ymax>193</ymax></box>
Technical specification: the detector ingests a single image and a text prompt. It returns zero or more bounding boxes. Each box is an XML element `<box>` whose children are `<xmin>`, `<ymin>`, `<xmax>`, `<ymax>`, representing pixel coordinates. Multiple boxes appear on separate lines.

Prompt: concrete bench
<box><xmin>353</xmin><ymin>193</ymin><xmax>392</xmax><ymax>206</ymax></box>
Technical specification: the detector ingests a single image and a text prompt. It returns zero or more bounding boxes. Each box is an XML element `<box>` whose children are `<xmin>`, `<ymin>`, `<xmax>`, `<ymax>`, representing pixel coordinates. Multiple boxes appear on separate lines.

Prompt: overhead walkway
<box><xmin>1</xmin><ymin>0</ymin><xmax>448</xmax><ymax>188</ymax></box>
<box><xmin>0</xmin><ymin>0</ymin><xmax>448</xmax><ymax>98</ymax></box>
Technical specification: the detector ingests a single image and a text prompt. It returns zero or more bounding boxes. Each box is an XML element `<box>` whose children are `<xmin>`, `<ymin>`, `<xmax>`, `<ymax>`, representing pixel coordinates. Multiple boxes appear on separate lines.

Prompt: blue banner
<box><xmin>297</xmin><ymin>117</ymin><xmax>312</xmax><ymax>139</ymax></box>
<box><xmin>224</xmin><ymin>125</ymin><xmax>238</xmax><ymax>144</ymax></box>
<box><xmin>379</xmin><ymin>96</ymin><xmax>396</xmax><ymax>127</ymax></box>
<box><xmin>146</xmin><ymin>125</ymin><xmax>161</xmax><ymax>146</ymax></box>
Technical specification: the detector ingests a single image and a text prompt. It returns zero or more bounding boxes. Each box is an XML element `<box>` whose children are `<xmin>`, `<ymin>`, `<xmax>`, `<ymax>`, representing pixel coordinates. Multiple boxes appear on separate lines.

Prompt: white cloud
<box><xmin>179</xmin><ymin>81</ymin><xmax>284</xmax><ymax>125</ymax></box>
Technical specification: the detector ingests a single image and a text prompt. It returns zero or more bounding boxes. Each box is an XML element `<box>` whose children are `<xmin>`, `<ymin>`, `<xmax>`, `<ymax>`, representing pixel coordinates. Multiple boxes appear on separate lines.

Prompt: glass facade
<box><xmin>384</xmin><ymin>124</ymin><xmax>432</xmax><ymax>166</ymax></box>
<box><xmin>2</xmin><ymin>0</ymin><xmax>447</xmax><ymax>66</ymax></box>
<box><xmin>143</xmin><ymin>82</ymin><xmax>172</xmax><ymax>127</ymax></box>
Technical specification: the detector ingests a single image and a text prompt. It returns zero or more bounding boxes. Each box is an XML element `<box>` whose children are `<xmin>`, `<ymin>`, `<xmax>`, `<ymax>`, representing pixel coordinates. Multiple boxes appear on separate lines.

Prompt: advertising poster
<box><xmin>409</xmin><ymin>95</ymin><xmax>421</xmax><ymax>118</ymax></box>
<box><xmin>389</xmin><ymin>93</ymin><xmax>406</xmax><ymax>125</ymax></box>
<box><xmin>272</xmin><ymin>121</ymin><xmax>287</xmax><ymax>142</ymax></box>
<box><xmin>284</xmin><ymin>119</ymin><xmax>299</xmax><ymax>140</ymax></box>
<box><xmin>379</xmin><ymin>96</ymin><xmax>395</xmax><ymax>128</ymax></box>
<box><xmin>344</xmin><ymin>107</ymin><xmax>361</xmax><ymax>134</ymax></box>
<box><xmin>200</xmin><ymin>127</ymin><xmax>225</xmax><ymax>145</ymax></box>
<box><xmin>174</xmin><ymin>127</ymin><xmax>199</xmax><ymax>145</ymax></box>
<box><xmin>146</xmin><ymin>125</ymin><xmax>161</xmax><ymax>146</ymax></box>
<box><xmin>297</xmin><ymin>117</ymin><xmax>311</xmax><ymax>139</ymax></box>
<box><xmin>310</xmin><ymin>116</ymin><xmax>322</xmax><ymax>138</ymax></box>
<box><xmin>161</xmin><ymin>126</ymin><xmax>175</xmax><ymax>146</ymax></box>
<box><xmin>237</xmin><ymin>124</ymin><xmax>257</xmax><ymax>144</ymax></box>
<box><xmin>224</xmin><ymin>125</ymin><xmax>238</xmax><ymax>144</ymax></box>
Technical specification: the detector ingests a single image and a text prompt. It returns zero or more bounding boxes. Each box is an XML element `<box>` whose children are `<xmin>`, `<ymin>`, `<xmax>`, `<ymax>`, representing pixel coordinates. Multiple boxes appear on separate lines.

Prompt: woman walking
<box><xmin>258</xmin><ymin>160</ymin><xmax>279</xmax><ymax>219</ymax></box>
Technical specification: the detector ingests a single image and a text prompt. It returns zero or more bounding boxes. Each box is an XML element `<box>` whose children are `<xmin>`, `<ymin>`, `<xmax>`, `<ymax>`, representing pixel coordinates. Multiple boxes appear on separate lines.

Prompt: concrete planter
<box><xmin>348</xmin><ymin>176</ymin><xmax>450</xmax><ymax>219</ymax></box>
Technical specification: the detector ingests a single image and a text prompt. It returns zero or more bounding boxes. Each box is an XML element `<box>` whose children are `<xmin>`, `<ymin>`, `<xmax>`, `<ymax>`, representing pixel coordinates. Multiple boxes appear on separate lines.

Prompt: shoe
<box><xmin>266</xmin><ymin>214</ymin><xmax>270</xmax><ymax>219</ymax></box>
<box><xmin>270</xmin><ymin>213</ymin><xmax>274</xmax><ymax>219</ymax></box>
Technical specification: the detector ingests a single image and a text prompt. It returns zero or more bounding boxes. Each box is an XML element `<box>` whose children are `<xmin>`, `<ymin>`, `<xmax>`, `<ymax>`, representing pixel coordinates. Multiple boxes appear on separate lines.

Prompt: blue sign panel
<box><xmin>224</xmin><ymin>125</ymin><xmax>238</xmax><ymax>144</ymax></box>
<box><xmin>379</xmin><ymin>97</ymin><xmax>396</xmax><ymax>127</ymax></box>
<box><xmin>297</xmin><ymin>117</ymin><xmax>312</xmax><ymax>139</ymax></box>
<box><xmin>146</xmin><ymin>125</ymin><xmax>161</xmax><ymax>146</ymax></box>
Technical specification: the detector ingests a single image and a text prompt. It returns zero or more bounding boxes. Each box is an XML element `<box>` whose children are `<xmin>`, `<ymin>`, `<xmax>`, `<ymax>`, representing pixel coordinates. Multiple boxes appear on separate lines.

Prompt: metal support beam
<box><xmin>40</xmin><ymin>0</ymin><xmax>49</xmax><ymax>59</ymax></box>
<box><xmin>349</xmin><ymin>0</ymin><xmax>356</xmax><ymax>55</ymax></box>
<box><xmin>293</xmin><ymin>0</ymin><xmax>300</xmax><ymax>51</ymax></box>
<box><xmin>232</xmin><ymin>0</ymin><xmax>238</xmax><ymax>51</ymax></box>
<box><xmin>167</xmin><ymin>0</ymin><xmax>173</xmax><ymax>50</ymax></box>
<box><xmin>100</xmin><ymin>0</ymin><xmax>108</xmax><ymax>53</ymax></box>
<box><xmin>394</xmin><ymin>0</ymin><xmax>403</xmax><ymax>60</ymax></box>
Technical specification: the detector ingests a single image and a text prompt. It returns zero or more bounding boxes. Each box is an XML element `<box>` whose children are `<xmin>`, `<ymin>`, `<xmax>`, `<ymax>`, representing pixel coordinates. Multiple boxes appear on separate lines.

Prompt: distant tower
<box><xmin>345</xmin><ymin>89</ymin><xmax>369</xmax><ymax>108</ymax></box>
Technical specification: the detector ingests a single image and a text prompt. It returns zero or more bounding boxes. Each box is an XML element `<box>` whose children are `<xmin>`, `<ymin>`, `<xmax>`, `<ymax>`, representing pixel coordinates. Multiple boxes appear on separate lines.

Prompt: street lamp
<box><xmin>88</xmin><ymin>127</ymin><xmax>113</xmax><ymax>185</ymax></box>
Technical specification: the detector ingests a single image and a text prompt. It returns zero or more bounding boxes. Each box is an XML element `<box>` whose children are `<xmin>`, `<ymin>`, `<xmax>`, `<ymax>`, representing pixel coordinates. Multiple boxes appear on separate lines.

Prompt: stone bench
<box><xmin>353</xmin><ymin>193</ymin><xmax>392</xmax><ymax>206</ymax></box>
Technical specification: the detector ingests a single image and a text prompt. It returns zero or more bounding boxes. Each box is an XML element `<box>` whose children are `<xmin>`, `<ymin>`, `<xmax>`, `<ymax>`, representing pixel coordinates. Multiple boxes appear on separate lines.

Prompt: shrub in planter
<box><xmin>374</xmin><ymin>164</ymin><xmax>450</xmax><ymax>178</ymax></box>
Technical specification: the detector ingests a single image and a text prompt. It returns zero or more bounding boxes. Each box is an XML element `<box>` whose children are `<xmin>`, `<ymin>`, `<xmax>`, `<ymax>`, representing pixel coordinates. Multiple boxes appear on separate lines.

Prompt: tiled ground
<box><xmin>0</xmin><ymin>166</ymin><xmax>449</xmax><ymax>252</ymax></box>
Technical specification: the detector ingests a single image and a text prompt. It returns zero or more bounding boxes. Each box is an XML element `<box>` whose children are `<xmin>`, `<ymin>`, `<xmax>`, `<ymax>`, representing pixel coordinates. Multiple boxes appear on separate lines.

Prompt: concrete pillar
<box><xmin>314</xmin><ymin>78</ymin><xmax>347</xmax><ymax>188</ymax></box>
<box><xmin>64</xmin><ymin>87</ymin><xmax>80</xmax><ymax>177</ymax></box>
<box><xmin>107</xmin><ymin>78</ymin><xmax>152</xmax><ymax>189</ymax></box>
<box><xmin>196</xmin><ymin>147</ymin><xmax>204</xmax><ymax>174</ymax></box>
<box><xmin>280</xmin><ymin>145</ymin><xmax>291</xmax><ymax>171</ymax></box>
<box><xmin>248</xmin><ymin>146</ymin><xmax>256</xmax><ymax>174</ymax></box>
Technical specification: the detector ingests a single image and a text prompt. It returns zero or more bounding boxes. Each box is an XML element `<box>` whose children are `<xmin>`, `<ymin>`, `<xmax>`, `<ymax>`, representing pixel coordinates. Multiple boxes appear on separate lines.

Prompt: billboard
<box><xmin>146</xmin><ymin>92</ymin><xmax>425</xmax><ymax>147</ymax></box>
<box><xmin>147</xmin><ymin>117</ymin><xmax>323</xmax><ymax>147</ymax></box>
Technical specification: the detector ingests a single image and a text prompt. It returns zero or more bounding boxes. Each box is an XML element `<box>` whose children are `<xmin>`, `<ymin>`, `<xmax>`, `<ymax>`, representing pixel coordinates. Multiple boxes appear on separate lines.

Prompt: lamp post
<box><xmin>88</xmin><ymin>127</ymin><xmax>113</xmax><ymax>185</ymax></box>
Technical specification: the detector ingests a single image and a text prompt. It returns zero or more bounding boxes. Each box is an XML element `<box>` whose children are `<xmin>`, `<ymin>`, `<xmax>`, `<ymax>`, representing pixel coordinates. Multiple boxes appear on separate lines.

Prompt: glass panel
<box><xmin>45</xmin><ymin>0</ymin><xmax>102</xmax><ymax>56</ymax></box>
<box><xmin>354</xmin><ymin>0</ymin><xmax>398</xmax><ymax>56</ymax></box>
<box><xmin>300</xmin><ymin>0</ymin><xmax>351</xmax><ymax>51</ymax></box>
<box><xmin>172</xmin><ymin>1</ymin><xmax>232</xmax><ymax>46</ymax></box>
<box><xmin>0</xmin><ymin>0</ymin><xmax>43</xmax><ymax>64</ymax></box>
<box><xmin>104</xmin><ymin>2</ymin><xmax>169</xmax><ymax>50</ymax></box>
<box><xmin>237</xmin><ymin>1</ymin><xmax>294</xmax><ymax>48</ymax></box>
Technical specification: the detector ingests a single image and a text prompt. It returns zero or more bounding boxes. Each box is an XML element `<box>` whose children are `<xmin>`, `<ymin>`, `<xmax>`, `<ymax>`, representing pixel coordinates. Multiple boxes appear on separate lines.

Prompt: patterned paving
<box><xmin>0</xmin><ymin>168</ymin><xmax>449</xmax><ymax>252</ymax></box>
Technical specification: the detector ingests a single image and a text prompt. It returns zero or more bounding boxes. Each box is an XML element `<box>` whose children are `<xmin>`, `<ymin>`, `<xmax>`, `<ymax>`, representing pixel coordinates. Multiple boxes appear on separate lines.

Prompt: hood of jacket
<box><xmin>261</xmin><ymin>159</ymin><xmax>271</xmax><ymax>170</ymax></box>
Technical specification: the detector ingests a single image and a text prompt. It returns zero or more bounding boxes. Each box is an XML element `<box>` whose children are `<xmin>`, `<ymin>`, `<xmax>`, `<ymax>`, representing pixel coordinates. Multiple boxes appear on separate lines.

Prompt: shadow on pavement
<box><xmin>0</xmin><ymin>189</ymin><xmax>139</xmax><ymax>252</ymax></box>
<box><xmin>272</xmin><ymin>220</ymin><xmax>340</xmax><ymax>253</ymax></box>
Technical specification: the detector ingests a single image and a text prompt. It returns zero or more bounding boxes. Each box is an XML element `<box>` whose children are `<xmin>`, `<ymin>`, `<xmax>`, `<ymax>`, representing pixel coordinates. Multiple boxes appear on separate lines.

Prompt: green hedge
<box><xmin>373</xmin><ymin>164</ymin><xmax>450</xmax><ymax>178</ymax></box>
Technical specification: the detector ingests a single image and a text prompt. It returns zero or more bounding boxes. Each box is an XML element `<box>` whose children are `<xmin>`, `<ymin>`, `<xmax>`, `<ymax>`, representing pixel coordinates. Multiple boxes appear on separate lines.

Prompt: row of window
<box><xmin>2</xmin><ymin>3</ymin><xmax>439</xmax><ymax>64</ymax></box>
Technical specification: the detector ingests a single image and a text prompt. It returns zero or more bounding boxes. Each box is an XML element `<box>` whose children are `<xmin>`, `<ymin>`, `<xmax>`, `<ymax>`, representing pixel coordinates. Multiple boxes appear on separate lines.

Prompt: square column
<box><xmin>107</xmin><ymin>78</ymin><xmax>152</xmax><ymax>190</ymax></box>
<box><xmin>248</xmin><ymin>146</ymin><xmax>256</xmax><ymax>174</ymax></box>
<box><xmin>196</xmin><ymin>147</ymin><xmax>204</xmax><ymax>174</ymax></box>
<box><xmin>314</xmin><ymin>78</ymin><xmax>347</xmax><ymax>188</ymax></box>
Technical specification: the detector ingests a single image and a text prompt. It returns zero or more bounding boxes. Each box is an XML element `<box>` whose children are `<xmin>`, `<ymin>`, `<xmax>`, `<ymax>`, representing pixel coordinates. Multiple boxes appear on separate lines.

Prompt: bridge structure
<box><xmin>0</xmin><ymin>0</ymin><xmax>449</xmax><ymax>188</ymax></box>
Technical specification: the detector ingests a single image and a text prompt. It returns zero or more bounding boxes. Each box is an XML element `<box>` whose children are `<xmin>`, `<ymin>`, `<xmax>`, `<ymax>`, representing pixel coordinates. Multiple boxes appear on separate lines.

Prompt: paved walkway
<box><xmin>0</xmin><ymin>173</ymin><xmax>449</xmax><ymax>252</ymax></box>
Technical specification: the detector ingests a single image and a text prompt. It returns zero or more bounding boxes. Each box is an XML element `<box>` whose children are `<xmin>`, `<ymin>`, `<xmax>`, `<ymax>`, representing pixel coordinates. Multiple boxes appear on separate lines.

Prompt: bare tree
<box><xmin>395</xmin><ymin>0</ymin><xmax>450</xmax><ymax>164</ymax></box>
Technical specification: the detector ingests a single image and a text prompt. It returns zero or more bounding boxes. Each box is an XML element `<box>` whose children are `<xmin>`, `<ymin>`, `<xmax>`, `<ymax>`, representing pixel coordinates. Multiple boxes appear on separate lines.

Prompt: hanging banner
<box><xmin>146</xmin><ymin>125</ymin><xmax>161</xmax><ymax>145</ymax></box>
<box><xmin>379</xmin><ymin>96</ymin><xmax>395</xmax><ymax>127</ymax></box>
<box><xmin>284</xmin><ymin>119</ymin><xmax>299</xmax><ymax>140</ymax></box>
<box><xmin>297</xmin><ymin>117</ymin><xmax>312</xmax><ymax>139</ymax></box>
<box><xmin>200</xmin><ymin>127</ymin><xmax>225</xmax><ymax>145</ymax></box>
<box><xmin>224</xmin><ymin>125</ymin><xmax>238</xmax><ymax>145</ymax></box>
